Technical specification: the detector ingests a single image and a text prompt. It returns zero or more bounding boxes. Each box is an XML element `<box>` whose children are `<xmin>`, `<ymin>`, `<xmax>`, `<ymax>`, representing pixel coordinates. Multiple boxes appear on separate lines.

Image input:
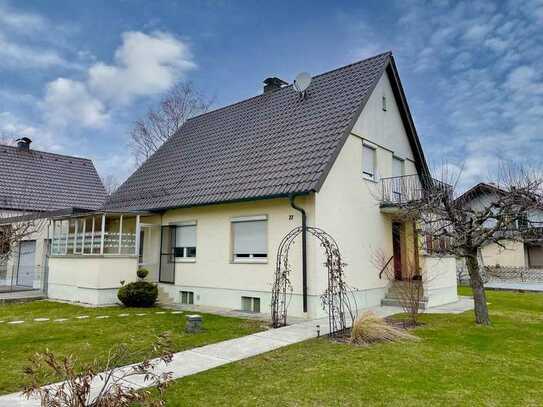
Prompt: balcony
<box><xmin>379</xmin><ymin>174</ymin><xmax>451</xmax><ymax>213</ymax></box>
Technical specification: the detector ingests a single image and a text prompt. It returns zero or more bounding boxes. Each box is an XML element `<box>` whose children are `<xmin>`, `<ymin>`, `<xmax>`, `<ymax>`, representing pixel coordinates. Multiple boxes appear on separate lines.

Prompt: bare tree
<box><xmin>101</xmin><ymin>174</ymin><xmax>120</xmax><ymax>196</ymax></box>
<box><xmin>129</xmin><ymin>82</ymin><xmax>212</xmax><ymax>164</ymax></box>
<box><xmin>397</xmin><ymin>166</ymin><xmax>543</xmax><ymax>325</ymax></box>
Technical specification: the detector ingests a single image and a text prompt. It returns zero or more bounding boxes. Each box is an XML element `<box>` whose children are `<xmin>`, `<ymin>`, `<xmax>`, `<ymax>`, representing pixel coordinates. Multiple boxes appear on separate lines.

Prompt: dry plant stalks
<box><xmin>22</xmin><ymin>333</ymin><xmax>174</xmax><ymax>407</ymax></box>
<box><xmin>350</xmin><ymin>311</ymin><xmax>419</xmax><ymax>345</ymax></box>
<box><xmin>129</xmin><ymin>82</ymin><xmax>213</xmax><ymax>164</ymax></box>
<box><xmin>372</xmin><ymin>249</ymin><xmax>431</xmax><ymax>327</ymax></box>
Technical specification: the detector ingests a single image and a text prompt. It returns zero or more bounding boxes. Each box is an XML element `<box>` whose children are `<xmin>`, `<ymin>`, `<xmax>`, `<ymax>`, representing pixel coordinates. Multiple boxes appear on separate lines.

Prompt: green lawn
<box><xmin>158</xmin><ymin>288</ymin><xmax>543</xmax><ymax>406</ymax></box>
<box><xmin>0</xmin><ymin>300</ymin><xmax>264</xmax><ymax>395</ymax></box>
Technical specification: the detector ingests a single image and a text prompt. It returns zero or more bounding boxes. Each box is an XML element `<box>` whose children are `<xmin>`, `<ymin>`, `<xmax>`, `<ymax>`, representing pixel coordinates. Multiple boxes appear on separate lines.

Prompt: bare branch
<box><xmin>128</xmin><ymin>82</ymin><xmax>213</xmax><ymax>164</ymax></box>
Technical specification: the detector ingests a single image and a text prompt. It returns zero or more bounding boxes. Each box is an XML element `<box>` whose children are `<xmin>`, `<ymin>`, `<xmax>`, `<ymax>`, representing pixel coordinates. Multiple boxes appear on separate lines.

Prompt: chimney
<box><xmin>263</xmin><ymin>77</ymin><xmax>288</xmax><ymax>94</ymax></box>
<box><xmin>16</xmin><ymin>137</ymin><xmax>32</xmax><ymax>152</ymax></box>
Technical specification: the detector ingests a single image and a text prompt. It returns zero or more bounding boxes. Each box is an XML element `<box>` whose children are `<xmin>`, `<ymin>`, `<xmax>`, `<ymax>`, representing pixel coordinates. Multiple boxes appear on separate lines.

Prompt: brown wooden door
<box><xmin>392</xmin><ymin>223</ymin><xmax>402</xmax><ymax>280</ymax></box>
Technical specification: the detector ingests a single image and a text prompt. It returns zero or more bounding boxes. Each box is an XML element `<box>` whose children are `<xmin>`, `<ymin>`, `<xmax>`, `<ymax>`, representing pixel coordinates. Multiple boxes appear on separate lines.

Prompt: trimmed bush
<box><xmin>118</xmin><ymin>281</ymin><xmax>158</xmax><ymax>307</ymax></box>
<box><xmin>137</xmin><ymin>268</ymin><xmax>149</xmax><ymax>280</ymax></box>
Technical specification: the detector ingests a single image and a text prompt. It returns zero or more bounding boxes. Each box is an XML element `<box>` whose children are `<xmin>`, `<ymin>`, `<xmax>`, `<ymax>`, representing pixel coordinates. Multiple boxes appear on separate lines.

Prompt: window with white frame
<box><xmin>241</xmin><ymin>296</ymin><xmax>261</xmax><ymax>313</ymax></box>
<box><xmin>51</xmin><ymin>214</ymin><xmax>137</xmax><ymax>256</ymax></box>
<box><xmin>362</xmin><ymin>144</ymin><xmax>377</xmax><ymax>180</ymax></box>
<box><xmin>174</xmin><ymin>223</ymin><xmax>197</xmax><ymax>259</ymax></box>
<box><xmin>232</xmin><ymin>216</ymin><xmax>267</xmax><ymax>261</ymax></box>
<box><xmin>180</xmin><ymin>290</ymin><xmax>194</xmax><ymax>304</ymax></box>
<box><xmin>392</xmin><ymin>156</ymin><xmax>405</xmax><ymax>201</ymax></box>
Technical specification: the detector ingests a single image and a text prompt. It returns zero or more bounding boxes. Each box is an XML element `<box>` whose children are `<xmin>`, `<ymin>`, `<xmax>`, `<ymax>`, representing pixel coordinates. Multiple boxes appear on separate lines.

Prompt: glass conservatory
<box><xmin>51</xmin><ymin>212</ymin><xmax>141</xmax><ymax>257</ymax></box>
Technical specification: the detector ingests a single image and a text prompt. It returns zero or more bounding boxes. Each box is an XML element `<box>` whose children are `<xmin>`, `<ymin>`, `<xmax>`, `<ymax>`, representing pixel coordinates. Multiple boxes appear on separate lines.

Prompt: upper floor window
<box><xmin>174</xmin><ymin>223</ymin><xmax>197</xmax><ymax>259</ymax></box>
<box><xmin>362</xmin><ymin>144</ymin><xmax>377</xmax><ymax>180</ymax></box>
<box><xmin>392</xmin><ymin>156</ymin><xmax>404</xmax><ymax>178</ymax></box>
<box><xmin>232</xmin><ymin>216</ymin><xmax>267</xmax><ymax>262</ymax></box>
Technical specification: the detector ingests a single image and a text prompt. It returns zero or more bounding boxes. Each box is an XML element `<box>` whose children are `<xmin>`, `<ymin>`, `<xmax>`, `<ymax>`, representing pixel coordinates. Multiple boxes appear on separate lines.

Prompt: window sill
<box><xmin>175</xmin><ymin>258</ymin><xmax>196</xmax><ymax>263</ymax></box>
<box><xmin>50</xmin><ymin>255</ymin><xmax>138</xmax><ymax>259</ymax></box>
<box><xmin>233</xmin><ymin>258</ymin><xmax>268</xmax><ymax>264</ymax></box>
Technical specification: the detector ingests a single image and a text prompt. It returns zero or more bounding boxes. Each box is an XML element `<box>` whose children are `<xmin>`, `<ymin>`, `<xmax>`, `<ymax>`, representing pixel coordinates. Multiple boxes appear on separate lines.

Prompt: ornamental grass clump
<box><xmin>350</xmin><ymin>311</ymin><xmax>419</xmax><ymax>345</ymax></box>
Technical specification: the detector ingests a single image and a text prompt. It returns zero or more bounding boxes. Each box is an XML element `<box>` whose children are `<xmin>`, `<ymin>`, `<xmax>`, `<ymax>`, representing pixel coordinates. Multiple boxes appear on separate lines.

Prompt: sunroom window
<box><xmin>232</xmin><ymin>216</ymin><xmax>267</xmax><ymax>262</ymax></box>
<box><xmin>51</xmin><ymin>214</ymin><xmax>138</xmax><ymax>256</ymax></box>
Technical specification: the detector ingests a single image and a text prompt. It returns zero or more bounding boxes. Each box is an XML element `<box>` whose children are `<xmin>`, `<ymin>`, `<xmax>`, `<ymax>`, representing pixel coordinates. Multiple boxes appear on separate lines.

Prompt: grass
<box><xmin>0</xmin><ymin>300</ymin><xmax>264</xmax><ymax>395</ymax></box>
<box><xmin>157</xmin><ymin>288</ymin><xmax>543</xmax><ymax>406</ymax></box>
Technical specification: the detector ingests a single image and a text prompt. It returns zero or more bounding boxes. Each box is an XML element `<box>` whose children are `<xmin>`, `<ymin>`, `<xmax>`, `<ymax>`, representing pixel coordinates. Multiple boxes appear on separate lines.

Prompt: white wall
<box><xmin>420</xmin><ymin>255</ymin><xmax>458</xmax><ymax>306</ymax></box>
<box><xmin>48</xmin><ymin>256</ymin><xmax>138</xmax><ymax>305</ymax></box>
<box><xmin>315</xmin><ymin>70</ymin><xmax>457</xmax><ymax>310</ymax></box>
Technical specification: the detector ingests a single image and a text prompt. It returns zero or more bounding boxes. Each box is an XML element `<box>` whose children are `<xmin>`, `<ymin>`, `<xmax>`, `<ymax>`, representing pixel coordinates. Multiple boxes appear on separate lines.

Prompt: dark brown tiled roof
<box><xmin>0</xmin><ymin>145</ymin><xmax>107</xmax><ymax>212</ymax></box>
<box><xmin>106</xmin><ymin>52</ymin><xmax>419</xmax><ymax>211</ymax></box>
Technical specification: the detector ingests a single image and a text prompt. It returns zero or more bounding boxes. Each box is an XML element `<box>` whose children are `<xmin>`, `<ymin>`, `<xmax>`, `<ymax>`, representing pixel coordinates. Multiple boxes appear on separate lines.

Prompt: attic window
<box><xmin>382</xmin><ymin>96</ymin><xmax>387</xmax><ymax>111</ymax></box>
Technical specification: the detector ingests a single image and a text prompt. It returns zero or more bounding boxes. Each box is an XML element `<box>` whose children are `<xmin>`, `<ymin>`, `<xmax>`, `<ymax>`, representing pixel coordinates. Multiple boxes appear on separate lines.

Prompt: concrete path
<box><xmin>0</xmin><ymin>299</ymin><xmax>473</xmax><ymax>407</ymax></box>
<box><xmin>486</xmin><ymin>281</ymin><xmax>543</xmax><ymax>292</ymax></box>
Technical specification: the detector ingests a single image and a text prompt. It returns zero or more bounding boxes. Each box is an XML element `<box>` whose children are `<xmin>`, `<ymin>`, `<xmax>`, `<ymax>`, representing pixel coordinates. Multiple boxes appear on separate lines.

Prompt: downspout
<box><xmin>289</xmin><ymin>194</ymin><xmax>308</xmax><ymax>313</ymax></box>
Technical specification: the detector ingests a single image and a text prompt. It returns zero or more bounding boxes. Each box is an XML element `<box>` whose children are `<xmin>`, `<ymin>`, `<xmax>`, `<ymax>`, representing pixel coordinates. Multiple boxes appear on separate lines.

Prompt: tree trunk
<box><xmin>465</xmin><ymin>252</ymin><xmax>490</xmax><ymax>325</ymax></box>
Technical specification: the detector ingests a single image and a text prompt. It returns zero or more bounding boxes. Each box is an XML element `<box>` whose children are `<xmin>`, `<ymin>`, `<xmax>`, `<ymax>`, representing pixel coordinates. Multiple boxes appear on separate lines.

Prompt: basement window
<box><xmin>232</xmin><ymin>216</ymin><xmax>267</xmax><ymax>262</ymax></box>
<box><xmin>180</xmin><ymin>291</ymin><xmax>194</xmax><ymax>305</ymax></box>
<box><xmin>241</xmin><ymin>296</ymin><xmax>261</xmax><ymax>313</ymax></box>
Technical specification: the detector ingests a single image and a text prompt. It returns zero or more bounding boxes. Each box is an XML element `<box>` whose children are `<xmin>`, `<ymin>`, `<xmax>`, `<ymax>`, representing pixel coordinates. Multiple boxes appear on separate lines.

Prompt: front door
<box><xmin>138</xmin><ymin>224</ymin><xmax>161</xmax><ymax>282</ymax></box>
<box><xmin>17</xmin><ymin>240</ymin><xmax>36</xmax><ymax>287</ymax></box>
<box><xmin>392</xmin><ymin>223</ymin><xmax>402</xmax><ymax>280</ymax></box>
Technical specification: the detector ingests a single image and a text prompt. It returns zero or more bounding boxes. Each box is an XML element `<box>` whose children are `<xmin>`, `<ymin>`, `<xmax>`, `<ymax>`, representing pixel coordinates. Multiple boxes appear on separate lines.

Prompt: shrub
<box><xmin>350</xmin><ymin>311</ymin><xmax>418</xmax><ymax>345</ymax></box>
<box><xmin>118</xmin><ymin>281</ymin><xmax>158</xmax><ymax>307</ymax></box>
<box><xmin>137</xmin><ymin>268</ymin><xmax>149</xmax><ymax>280</ymax></box>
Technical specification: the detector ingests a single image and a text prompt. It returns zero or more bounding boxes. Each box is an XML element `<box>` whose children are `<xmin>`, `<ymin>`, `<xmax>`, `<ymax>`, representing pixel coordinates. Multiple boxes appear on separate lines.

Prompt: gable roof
<box><xmin>106</xmin><ymin>51</ymin><xmax>429</xmax><ymax>211</ymax></box>
<box><xmin>0</xmin><ymin>145</ymin><xmax>107</xmax><ymax>212</ymax></box>
<box><xmin>455</xmin><ymin>182</ymin><xmax>506</xmax><ymax>205</ymax></box>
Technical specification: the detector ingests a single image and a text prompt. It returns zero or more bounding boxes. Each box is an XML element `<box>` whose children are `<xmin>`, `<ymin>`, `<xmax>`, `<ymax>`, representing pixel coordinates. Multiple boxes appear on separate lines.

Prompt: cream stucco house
<box><xmin>46</xmin><ymin>52</ymin><xmax>457</xmax><ymax>318</ymax></box>
<box><xmin>457</xmin><ymin>182</ymin><xmax>543</xmax><ymax>269</ymax></box>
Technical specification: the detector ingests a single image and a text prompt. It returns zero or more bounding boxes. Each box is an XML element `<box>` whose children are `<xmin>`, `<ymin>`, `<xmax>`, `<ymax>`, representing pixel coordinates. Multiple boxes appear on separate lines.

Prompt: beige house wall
<box><xmin>48</xmin><ymin>256</ymin><xmax>138</xmax><ymax>305</ymax></box>
<box><xmin>144</xmin><ymin>196</ymin><xmax>318</xmax><ymax>317</ymax></box>
<box><xmin>480</xmin><ymin>240</ymin><xmax>527</xmax><ymax>267</ymax></box>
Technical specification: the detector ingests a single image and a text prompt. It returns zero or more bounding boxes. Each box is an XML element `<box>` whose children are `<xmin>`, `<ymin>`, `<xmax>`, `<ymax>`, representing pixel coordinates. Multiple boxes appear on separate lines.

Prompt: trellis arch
<box><xmin>271</xmin><ymin>226</ymin><xmax>356</xmax><ymax>337</ymax></box>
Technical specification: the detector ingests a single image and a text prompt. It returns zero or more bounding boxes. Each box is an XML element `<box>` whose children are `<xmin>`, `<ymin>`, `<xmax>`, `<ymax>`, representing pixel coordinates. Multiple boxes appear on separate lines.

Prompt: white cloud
<box><xmin>42</xmin><ymin>31</ymin><xmax>195</xmax><ymax>128</ymax></box>
<box><xmin>0</xmin><ymin>34</ymin><xmax>66</xmax><ymax>69</ymax></box>
<box><xmin>0</xmin><ymin>3</ymin><xmax>46</xmax><ymax>32</ymax></box>
<box><xmin>88</xmin><ymin>31</ymin><xmax>195</xmax><ymax>104</ymax></box>
<box><xmin>43</xmin><ymin>78</ymin><xmax>108</xmax><ymax>128</ymax></box>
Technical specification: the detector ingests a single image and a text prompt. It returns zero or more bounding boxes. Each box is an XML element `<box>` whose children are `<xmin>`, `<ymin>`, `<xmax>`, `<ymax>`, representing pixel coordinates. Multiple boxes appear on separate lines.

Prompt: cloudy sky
<box><xmin>1</xmin><ymin>0</ymin><xmax>541</xmax><ymax>190</ymax></box>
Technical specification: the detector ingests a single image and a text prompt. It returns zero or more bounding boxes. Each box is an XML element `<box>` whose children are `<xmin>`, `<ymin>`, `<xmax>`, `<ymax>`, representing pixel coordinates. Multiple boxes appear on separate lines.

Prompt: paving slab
<box><xmin>191</xmin><ymin>334</ymin><xmax>288</xmax><ymax>362</ymax></box>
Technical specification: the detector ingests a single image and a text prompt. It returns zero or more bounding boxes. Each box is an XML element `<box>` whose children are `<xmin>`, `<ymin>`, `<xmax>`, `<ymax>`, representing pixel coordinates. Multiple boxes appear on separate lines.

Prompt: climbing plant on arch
<box><xmin>271</xmin><ymin>226</ymin><xmax>356</xmax><ymax>337</ymax></box>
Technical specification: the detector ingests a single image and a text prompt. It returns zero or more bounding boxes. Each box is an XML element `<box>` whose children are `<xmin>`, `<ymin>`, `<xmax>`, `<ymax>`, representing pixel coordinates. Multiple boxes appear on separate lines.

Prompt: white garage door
<box><xmin>17</xmin><ymin>240</ymin><xmax>36</xmax><ymax>287</ymax></box>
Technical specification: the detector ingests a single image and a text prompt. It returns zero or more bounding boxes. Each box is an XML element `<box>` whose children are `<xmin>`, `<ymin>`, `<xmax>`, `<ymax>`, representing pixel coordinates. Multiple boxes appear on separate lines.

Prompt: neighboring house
<box><xmin>0</xmin><ymin>138</ymin><xmax>107</xmax><ymax>291</ymax></box>
<box><xmin>456</xmin><ymin>182</ymin><xmax>543</xmax><ymax>269</ymax></box>
<box><xmin>47</xmin><ymin>52</ymin><xmax>458</xmax><ymax>317</ymax></box>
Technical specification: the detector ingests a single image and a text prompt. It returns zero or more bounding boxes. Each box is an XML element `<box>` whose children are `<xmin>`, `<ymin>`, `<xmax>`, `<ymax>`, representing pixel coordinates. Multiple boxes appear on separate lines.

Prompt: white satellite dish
<box><xmin>293</xmin><ymin>72</ymin><xmax>312</xmax><ymax>93</ymax></box>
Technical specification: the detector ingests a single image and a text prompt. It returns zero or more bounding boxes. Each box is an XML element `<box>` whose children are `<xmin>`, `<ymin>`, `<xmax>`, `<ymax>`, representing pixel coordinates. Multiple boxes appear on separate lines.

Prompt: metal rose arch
<box><xmin>271</xmin><ymin>226</ymin><xmax>356</xmax><ymax>337</ymax></box>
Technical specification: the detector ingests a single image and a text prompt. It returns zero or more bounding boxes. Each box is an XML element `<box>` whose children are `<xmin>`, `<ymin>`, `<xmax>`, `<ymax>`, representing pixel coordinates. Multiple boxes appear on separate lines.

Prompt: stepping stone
<box><xmin>171</xmin><ymin>311</ymin><xmax>183</xmax><ymax>314</ymax></box>
<box><xmin>96</xmin><ymin>315</ymin><xmax>110</xmax><ymax>319</ymax></box>
<box><xmin>119</xmin><ymin>313</ymin><xmax>130</xmax><ymax>317</ymax></box>
<box><xmin>34</xmin><ymin>318</ymin><xmax>50</xmax><ymax>322</ymax></box>
<box><xmin>155</xmin><ymin>311</ymin><xmax>166</xmax><ymax>314</ymax></box>
<box><xmin>54</xmin><ymin>318</ymin><xmax>68</xmax><ymax>322</ymax></box>
<box><xmin>136</xmin><ymin>313</ymin><xmax>147</xmax><ymax>316</ymax></box>
<box><xmin>0</xmin><ymin>321</ymin><xmax>4</xmax><ymax>323</ymax></box>
<box><xmin>76</xmin><ymin>316</ymin><xmax>90</xmax><ymax>319</ymax></box>
<box><xmin>8</xmin><ymin>320</ymin><xmax>24</xmax><ymax>324</ymax></box>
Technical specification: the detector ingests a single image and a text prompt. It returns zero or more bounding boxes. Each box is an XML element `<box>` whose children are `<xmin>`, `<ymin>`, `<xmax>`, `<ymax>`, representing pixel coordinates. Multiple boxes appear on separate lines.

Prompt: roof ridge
<box><xmin>0</xmin><ymin>143</ymin><xmax>93</xmax><ymax>162</ymax></box>
<box><xmin>185</xmin><ymin>51</ymin><xmax>392</xmax><ymax>123</ymax></box>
